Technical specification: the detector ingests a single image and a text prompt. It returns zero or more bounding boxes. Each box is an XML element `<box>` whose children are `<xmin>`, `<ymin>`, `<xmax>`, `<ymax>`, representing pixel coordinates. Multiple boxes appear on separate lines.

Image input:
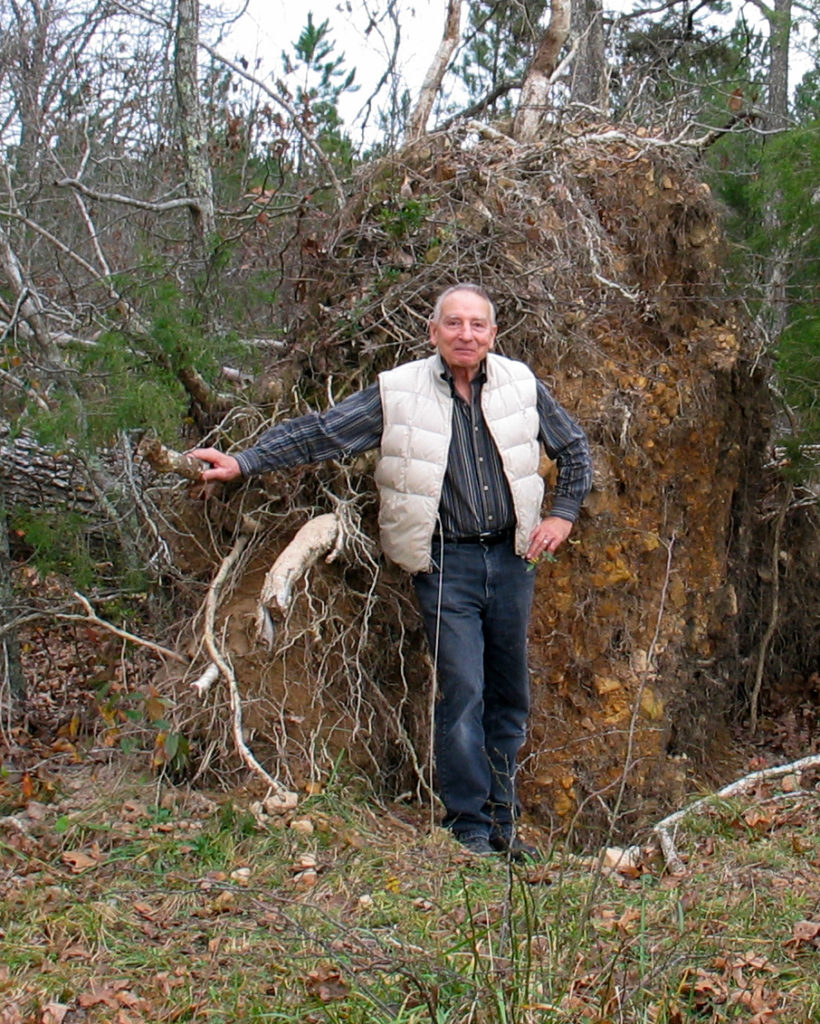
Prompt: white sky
<box><xmin>216</xmin><ymin>0</ymin><xmax>440</xmax><ymax>136</ymax></box>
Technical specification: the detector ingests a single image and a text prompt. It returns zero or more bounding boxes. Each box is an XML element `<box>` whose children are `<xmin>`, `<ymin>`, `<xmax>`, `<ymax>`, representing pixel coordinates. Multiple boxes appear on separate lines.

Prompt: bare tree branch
<box><xmin>54</xmin><ymin>178</ymin><xmax>202</xmax><ymax>214</ymax></box>
<box><xmin>0</xmin><ymin>223</ymin><xmax>60</xmax><ymax>365</ymax></box>
<box><xmin>654</xmin><ymin>753</ymin><xmax>820</xmax><ymax>875</ymax></box>
<box><xmin>198</xmin><ymin>40</ymin><xmax>346</xmax><ymax>209</ymax></box>
<box><xmin>438</xmin><ymin>79</ymin><xmax>523</xmax><ymax>130</ymax></box>
<box><xmin>58</xmin><ymin>592</ymin><xmax>188</xmax><ymax>664</ymax></box>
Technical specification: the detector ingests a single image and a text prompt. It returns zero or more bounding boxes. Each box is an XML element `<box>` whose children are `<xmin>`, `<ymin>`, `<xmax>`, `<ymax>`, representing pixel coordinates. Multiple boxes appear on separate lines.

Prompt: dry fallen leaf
<box><xmin>791</xmin><ymin>919</ymin><xmax>820</xmax><ymax>947</ymax></box>
<box><xmin>78</xmin><ymin>980</ymin><xmax>131</xmax><ymax>1009</ymax></box>
<box><xmin>132</xmin><ymin>901</ymin><xmax>159</xmax><ymax>921</ymax></box>
<box><xmin>617</xmin><ymin>906</ymin><xmax>642</xmax><ymax>935</ymax></box>
<box><xmin>601</xmin><ymin>845</ymin><xmax>643</xmax><ymax>877</ymax></box>
<box><xmin>211</xmin><ymin>890</ymin><xmax>236</xmax><ymax>913</ymax></box>
<box><xmin>291</xmin><ymin>853</ymin><xmax>317</xmax><ymax>872</ymax></box>
<box><xmin>293</xmin><ymin>868</ymin><xmax>318</xmax><ymax>888</ymax></box>
<box><xmin>120</xmin><ymin>799</ymin><xmax>147</xmax><ymax>822</ymax></box>
<box><xmin>40</xmin><ymin>1003</ymin><xmax>70</xmax><ymax>1024</ymax></box>
<box><xmin>743</xmin><ymin>807</ymin><xmax>773</xmax><ymax>832</ymax></box>
<box><xmin>305</xmin><ymin>964</ymin><xmax>348</xmax><ymax>1003</ymax></box>
<box><xmin>61</xmin><ymin>848</ymin><xmax>100</xmax><ymax>873</ymax></box>
<box><xmin>263</xmin><ymin>791</ymin><xmax>298</xmax><ymax>815</ymax></box>
<box><xmin>791</xmin><ymin>833</ymin><xmax>814</xmax><ymax>854</ymax></box>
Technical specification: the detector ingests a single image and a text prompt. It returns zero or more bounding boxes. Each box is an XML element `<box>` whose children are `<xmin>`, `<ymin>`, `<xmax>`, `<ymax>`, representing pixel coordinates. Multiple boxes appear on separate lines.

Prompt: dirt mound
<box><xmin>159</xmin><ymin>123</ymin><xmax>781</xmax><ymax>840</ymax></box>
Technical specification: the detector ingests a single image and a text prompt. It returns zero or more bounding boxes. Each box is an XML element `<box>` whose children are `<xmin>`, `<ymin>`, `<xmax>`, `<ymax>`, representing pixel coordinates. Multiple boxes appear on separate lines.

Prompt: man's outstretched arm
<box><xmin>190</xmin><ymin>383</ymin><xmax>384</xmax><ymax>483</ymax></box>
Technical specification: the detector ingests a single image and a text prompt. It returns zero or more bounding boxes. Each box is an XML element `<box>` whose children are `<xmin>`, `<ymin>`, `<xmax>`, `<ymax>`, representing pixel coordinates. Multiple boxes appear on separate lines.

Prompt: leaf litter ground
<box><xmin>1</xmin><ymin>758</ymin><xmax>819</xmax><ymax>1023</ymax></box>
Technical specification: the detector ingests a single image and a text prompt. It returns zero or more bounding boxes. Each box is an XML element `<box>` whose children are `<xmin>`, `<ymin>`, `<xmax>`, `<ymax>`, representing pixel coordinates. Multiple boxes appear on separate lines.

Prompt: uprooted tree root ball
<box><xmin>147</xmin><ymin>122</ymin><xmax>815</xmax><ymax>842</ymax></box>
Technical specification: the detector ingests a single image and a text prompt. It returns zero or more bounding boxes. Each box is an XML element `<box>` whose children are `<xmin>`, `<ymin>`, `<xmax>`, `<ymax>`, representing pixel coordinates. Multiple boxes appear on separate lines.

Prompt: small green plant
<box><xmin>377</xmin><ymin>197</ymin><xmax>432</xmax><ymax>240</ymax></box>
<box><xmin>95</xmin><ymin>683</ymin><xmax>191</xmax><ymax>778</ymax></box>
<box><xmin>11</xmin><ymin>507</ymin><xmax>98</xmax><ymax>588</ymax></box>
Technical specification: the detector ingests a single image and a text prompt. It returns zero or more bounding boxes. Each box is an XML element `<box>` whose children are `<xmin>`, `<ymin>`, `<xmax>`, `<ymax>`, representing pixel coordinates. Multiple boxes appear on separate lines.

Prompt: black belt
<box><xmin>435</xmin><ymin>526</ymin><xmax>514</xmax><ymax>546</ymax></box>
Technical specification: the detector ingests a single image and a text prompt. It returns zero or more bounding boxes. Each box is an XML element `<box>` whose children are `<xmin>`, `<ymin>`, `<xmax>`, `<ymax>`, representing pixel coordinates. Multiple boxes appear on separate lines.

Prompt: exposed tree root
<box><xmin>256</xmin><ymin>512</ymin><xmax>344</xmax><ymax>647</ymax></box>
<box><xmin>201</xmin><ymin>526</ymin><xmax>294</xmax><ymax>800</ymax></box>
<box><xmin>749</xmin><ymin>484</ymin><xmax>792</xmax><ymax>733</ymax></box>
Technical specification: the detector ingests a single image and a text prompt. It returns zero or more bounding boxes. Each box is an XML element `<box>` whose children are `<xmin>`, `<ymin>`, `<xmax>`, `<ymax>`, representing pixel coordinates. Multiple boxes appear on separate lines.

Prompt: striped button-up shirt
<box><xmin>235</xmin><ymin>358</ymin><xmax>592</xmax><ymax>538</ymax></box>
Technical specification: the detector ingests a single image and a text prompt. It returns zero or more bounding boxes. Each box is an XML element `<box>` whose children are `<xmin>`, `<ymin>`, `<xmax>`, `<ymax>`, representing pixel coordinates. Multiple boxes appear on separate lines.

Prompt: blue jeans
<box><xmin>412</xmin><ymin>537</ymin><xmax>535</xmax><ymax>839</ymax></box>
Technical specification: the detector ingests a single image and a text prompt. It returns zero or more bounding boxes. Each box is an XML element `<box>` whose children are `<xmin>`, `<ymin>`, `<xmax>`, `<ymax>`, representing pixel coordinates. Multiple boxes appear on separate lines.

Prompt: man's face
<box><xmin>429</xmin><ymin>290</ymin><xmax>497</xmax><ymax>375</ymax></box>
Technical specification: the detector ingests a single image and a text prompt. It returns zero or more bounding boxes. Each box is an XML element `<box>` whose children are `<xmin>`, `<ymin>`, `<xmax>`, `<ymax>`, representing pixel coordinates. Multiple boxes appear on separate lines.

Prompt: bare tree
<box><xmin>513</xmin><ymin>0</ymin><xmax>572</xmax><ymax>140</ymax></box>
<box><xmin>759</xmin><ymin>0</ymin><xmax>793</xmax><ymax>131</ymax></box>
<box><xmin>406</xmin><ymin>0</ymin><xmax>462</xmax><ymax>138</ymax></box>
<box><xmin>752</xmin><ymin>0</ymin><xmax>795</xmax><ymax>344</ymax></box>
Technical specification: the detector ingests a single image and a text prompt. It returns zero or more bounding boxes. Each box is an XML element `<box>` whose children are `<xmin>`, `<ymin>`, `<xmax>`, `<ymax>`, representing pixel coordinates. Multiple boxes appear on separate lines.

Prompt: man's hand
<box><xmin>188</xmin><ymin>447</ymin><xmax>242</xmax><ymax>483</ymax></box>
<box><xmin>526</xmin><ymin>516</ymin><xmax>574</xmax><ymax>563</ymax></box>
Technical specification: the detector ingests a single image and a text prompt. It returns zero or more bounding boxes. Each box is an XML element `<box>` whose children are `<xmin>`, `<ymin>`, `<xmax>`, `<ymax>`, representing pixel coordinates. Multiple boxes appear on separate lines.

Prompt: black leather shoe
<box><xmin>490</xmin><ymin>834</ymin><xmax>541</xmax><ymax>862</ymax></box>
<box><xmin>456</xmin><ymin>834</ymin><xmax>495</xmax><ymax>856</ymax></box>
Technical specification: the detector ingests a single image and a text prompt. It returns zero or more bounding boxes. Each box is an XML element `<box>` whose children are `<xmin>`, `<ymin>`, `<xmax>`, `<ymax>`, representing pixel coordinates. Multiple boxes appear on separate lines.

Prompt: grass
<box><xmin>1</xmin><ymin>759</ymin><xmax>818</xmax><ymax>1023</ymax></box>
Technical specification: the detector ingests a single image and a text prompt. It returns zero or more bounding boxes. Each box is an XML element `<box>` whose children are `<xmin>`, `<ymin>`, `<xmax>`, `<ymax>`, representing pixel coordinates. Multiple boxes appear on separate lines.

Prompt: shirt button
<box><xmin>483</xmin><ymin>485</ymin><xmax>488</xmax><ymax>491</ymax></box>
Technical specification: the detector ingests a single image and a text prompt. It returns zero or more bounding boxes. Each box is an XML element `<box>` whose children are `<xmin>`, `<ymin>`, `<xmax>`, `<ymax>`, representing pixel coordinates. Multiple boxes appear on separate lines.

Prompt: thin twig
<box><xmin>749</xmin><ymin>485</ymin><xmax>792</xmax><ymax>733</ymax></box>
<box><xmin>62</xmin><ymin>593</ymin><xmax>188</xmax><ymax>664</ymax></box>
<box><xmin>611</xmin><ymin>533</ymin><xmax>677</xmax><ymax>828</ymax></box>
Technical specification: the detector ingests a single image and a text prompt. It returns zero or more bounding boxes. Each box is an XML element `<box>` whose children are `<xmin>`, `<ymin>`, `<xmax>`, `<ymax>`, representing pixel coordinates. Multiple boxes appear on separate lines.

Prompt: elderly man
<box><xmin>192</xmin><ymin>283</ymin><xmax>592</xmax><ymax>860</ymax></box>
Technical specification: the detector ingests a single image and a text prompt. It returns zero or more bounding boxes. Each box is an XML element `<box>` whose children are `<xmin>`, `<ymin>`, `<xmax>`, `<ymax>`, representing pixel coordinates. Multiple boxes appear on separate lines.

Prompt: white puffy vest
<box><xmin>375</xmin><ymin>353</ymin><xmax>544</xmax><ymax>573</ymax></box>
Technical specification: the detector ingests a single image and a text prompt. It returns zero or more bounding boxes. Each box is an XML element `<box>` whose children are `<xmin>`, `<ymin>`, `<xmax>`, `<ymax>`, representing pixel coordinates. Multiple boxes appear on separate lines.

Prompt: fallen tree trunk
<box><xmin>0</xmin><ymin>424</ymin><xmax>102</xmax><ymax>514</ymax></box>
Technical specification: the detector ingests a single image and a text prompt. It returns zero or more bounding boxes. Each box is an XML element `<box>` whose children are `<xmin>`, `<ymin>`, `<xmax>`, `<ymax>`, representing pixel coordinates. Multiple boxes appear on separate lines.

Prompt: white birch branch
<box><xmin>406</xmin><ymin>0</ymin><xmax>462</xmax><ymax>139</ymax></box>
<box><xmin>654</xmin><ymin>754</ymin><xmax>820</xmax><ymax>875</ymax></box>
<box><xmin>55</xmin><ymin>178</ymin><xmax>204</xmax><ymax>214</ymax></box>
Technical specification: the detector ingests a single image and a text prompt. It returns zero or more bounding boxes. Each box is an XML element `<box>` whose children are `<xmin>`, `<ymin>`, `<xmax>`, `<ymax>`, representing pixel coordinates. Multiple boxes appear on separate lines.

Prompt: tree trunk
<box><xmin>0</xmin><ymin>424</ymin><xmax>101</xmax><ymax>514</ymax></box>
<box><xmin>766</xmin><ymin>0</ymin><xmax>791</xmax><ymax>132</ymax></box>
<box><xmin>174</xmin><ymin>0</ymin><xmax>216</xmax><ymax>260</ymax></box>
<box><xmin>0</xmin><ymin>494</ymin><xmax>25</xmax><ymax>711</ymax></box>
<box><xmin>513</xmin><ymin>0</ymin><xmax>572</xmax><ymax>141</ymax></box>
<box><xmin>7</xmin><ymin>0</ymin><xmax>49</xmax><ymax>208</ymax></box>
<box><xmin>569</xmin><ymin>0</ymin><xmax>608</xmax><ymax>114</ymax></box>
<box><xmin>406</xmin><ymin>0</ymin><xmax>462</xmax><ymax>139</ymax></box>
<box><xmin>761</xmin><ymin>0</ymin><xmax>793</xmax><ymax>343</ymax></box>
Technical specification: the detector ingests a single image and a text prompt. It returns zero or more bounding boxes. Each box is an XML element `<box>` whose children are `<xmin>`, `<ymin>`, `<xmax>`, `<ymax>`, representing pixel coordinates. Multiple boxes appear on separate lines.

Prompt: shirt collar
<box><xmin>437</xmin><ymin>354</ymin><xmax>488</xmax><ymax>390</ymax></box>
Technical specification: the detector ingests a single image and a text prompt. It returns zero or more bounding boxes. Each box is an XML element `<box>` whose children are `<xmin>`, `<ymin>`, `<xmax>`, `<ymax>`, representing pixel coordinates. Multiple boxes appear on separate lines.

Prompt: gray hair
<box><xmin>431</xmin><ymin>283</ymin><xmax>497</xmax><ymax>326</ymax></box>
